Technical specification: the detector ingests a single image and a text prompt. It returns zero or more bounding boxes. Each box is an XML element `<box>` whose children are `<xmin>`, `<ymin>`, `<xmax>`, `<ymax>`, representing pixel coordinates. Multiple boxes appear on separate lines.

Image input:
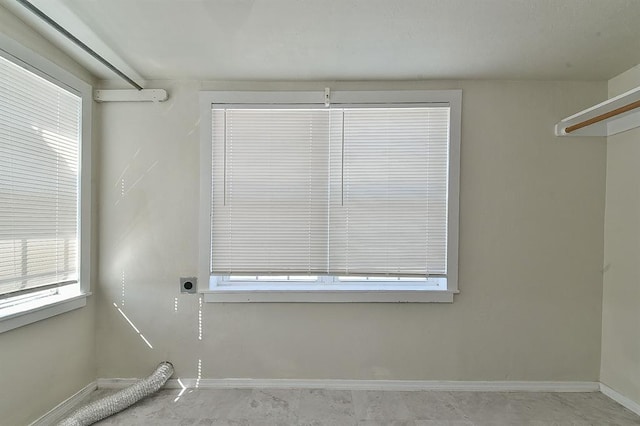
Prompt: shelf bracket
<box><xmin>555</xmin><ymin>86</ymin><xmax>640</xmax><ymax>137</ymax></box>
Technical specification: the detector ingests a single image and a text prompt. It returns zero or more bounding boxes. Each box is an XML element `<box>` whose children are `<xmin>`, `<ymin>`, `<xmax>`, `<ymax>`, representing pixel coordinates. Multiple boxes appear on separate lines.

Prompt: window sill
<box><xmin>0</xmin><ymin>292</ymin><xmax>89</xmax><ymax>334</ymax></box>
<box><xmin>202</xmin><ymin>286</ymin><xmax>456</xmax><ymax>303</ymax></box>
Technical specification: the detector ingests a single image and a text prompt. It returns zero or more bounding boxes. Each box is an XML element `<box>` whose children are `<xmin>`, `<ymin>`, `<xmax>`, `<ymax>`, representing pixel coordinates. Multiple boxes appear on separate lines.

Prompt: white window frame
<box><xmin>0</xmin><ymin>33</ymin><xmax>92</xmax><ymax>333</ymax></box>
<box><xmin>198</xmin><ymin>89</ymin><xmax>460</xmax><ymax>303</ymax></box>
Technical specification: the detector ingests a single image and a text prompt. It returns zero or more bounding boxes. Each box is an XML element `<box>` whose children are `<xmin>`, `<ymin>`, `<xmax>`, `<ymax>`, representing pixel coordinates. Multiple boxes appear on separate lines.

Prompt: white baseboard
<box><xmin>97</xmin><ymin>378</ymin><xmax>599</xmax><ymax>393</ymax></box>
<box><xmin>30</xmin><ymin>381</ymin><xmax>97</xmax><ymax>426</ymax></box>
<box><xmin>600</xmin><ymin>383</ymin><xmax>640</xmax><ymax>417</ymax></box>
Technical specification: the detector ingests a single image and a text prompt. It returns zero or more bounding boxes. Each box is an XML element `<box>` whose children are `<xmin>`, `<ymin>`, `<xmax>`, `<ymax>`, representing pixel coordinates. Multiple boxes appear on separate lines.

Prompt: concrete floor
<box><xmin>80</xmin><ymin>388</ymin><xmax>640</xmax><ymax>425</ymax></box>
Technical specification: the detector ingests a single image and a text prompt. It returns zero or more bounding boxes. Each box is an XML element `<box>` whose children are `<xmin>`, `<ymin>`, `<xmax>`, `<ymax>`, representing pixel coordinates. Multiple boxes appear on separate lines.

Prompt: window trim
<box><xmin>198</xmin><ymin>89</ymin><xmax>460</xmax><ymax>303</ymax></box>
<box><xmin>0</xmin><ymin>33</ymin><xmax>92</xmax><ymax>331</ymax></box>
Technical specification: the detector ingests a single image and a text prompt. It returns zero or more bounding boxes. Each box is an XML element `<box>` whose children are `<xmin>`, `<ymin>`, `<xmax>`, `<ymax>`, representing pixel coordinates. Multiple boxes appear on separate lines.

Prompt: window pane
<box><xmin>210</xmin><ymin>106</ymin><xmax>450</xmax><ymax>279</ymax></box>
<box><xmin>211</xmin><ymin>109</ymin><xmax>330</xmax><ymax>275</ymax></box>
<box><xmin>328</xmin><ymin>107</ymin><xmax>449</xmax><ymax>277</ymax></box>
<box><xmin>0</xmin><ymin>55</ymin><xmax>80</xmax><ymax>296</ymax></box>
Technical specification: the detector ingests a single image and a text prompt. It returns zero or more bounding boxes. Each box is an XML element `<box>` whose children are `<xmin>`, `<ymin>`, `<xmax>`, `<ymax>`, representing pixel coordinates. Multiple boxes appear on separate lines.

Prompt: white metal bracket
<box><xmin>324</xmin><ymin>88</ymin><xmax>331</xmax><ymax>107</ymax></box>
<box><xmin>555</xmin><ymin>85</ymin><xmax>640</xmax><ymax>137</ymax></box>
<box><xmin>94</xmin><ymin>89</ymin><xmax>168</xmax><ymax>103</ymax></box>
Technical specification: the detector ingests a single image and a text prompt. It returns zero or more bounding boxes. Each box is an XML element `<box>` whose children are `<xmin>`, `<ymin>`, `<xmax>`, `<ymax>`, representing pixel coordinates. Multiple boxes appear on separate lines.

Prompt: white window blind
<box><xmin>328</xmin><ymin>107</ymin><xmax>449</xmax><ymax>276</ymax></box>
<box><xmin>211</xmin><ymin>108</ymin><xmax>330</xmax><ymax>274</ymax></box>
<box><xmin>211</xmin><ymin>105</ymin><xmax>450</xmax><ymax>278</ymax></box>
<box><xmin>0</xmin><ymin>55</ymin><xmax>80</xmax><ymax>297</ymax></box>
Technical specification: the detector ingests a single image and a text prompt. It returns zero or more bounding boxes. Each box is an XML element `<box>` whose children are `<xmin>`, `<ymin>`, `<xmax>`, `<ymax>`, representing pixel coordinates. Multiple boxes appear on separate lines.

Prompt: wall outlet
<box><xmin>180</xmin><ymin>277</ymin><xmax>197</xmax><ymax>294</ymax></box>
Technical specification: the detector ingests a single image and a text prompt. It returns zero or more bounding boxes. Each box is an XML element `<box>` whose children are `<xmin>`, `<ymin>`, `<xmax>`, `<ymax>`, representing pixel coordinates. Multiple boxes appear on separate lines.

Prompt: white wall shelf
<box><xmin>555</xmin><ymin>86</ymin><xmax>640</xmax><ymax>137</ymax></box>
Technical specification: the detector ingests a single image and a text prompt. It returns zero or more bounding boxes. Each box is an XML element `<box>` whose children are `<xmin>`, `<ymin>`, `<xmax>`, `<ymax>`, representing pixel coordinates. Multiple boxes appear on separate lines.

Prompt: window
<box><xmin>199</xmin><ymin>90</ymin><xmax>460</xmax><ymax>302</ymax></box>
<box><xmin>0</xmin><ymin>34</ymin><xmax>91</xmax><ymax>332</ymax></box>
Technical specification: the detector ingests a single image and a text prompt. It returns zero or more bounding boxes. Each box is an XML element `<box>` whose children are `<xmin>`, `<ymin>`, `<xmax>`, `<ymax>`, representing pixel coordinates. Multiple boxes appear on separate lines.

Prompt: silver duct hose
<box><xmin>58</xmin><ymin>362</ymin><xmax>174</xmax><ymax>426</ymax></box>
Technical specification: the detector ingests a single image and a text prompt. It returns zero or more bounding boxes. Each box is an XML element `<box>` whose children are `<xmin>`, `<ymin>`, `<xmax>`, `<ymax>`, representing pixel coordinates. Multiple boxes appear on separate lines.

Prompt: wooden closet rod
<box><xmin>566</xmin><ymin>99</ymin><xmax>640</xmax><ymax>133</ymax></box>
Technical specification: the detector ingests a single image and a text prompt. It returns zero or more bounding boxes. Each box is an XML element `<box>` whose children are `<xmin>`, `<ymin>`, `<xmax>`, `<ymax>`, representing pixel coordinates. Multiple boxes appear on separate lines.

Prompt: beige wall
<box><xmin>1</xmin><ymin>1</ymin><xmax>633</xmax><ymax>421</ymax></box>
<box><xmin>96</xmin><ymin>79</ymin><xmax>607</xmax><ymax>382</ymax></box>
<box><xmin>0</xmin><ymin>302</ymin><xmax>96</xmax><ymax>425</ymax></box>
<box><xmin>601</xmin><ymin>64</ymin><xmax>640</xmax><ymax>406</ymax></box>
<box><xmin>0</xmin><ymin>5</ymin><xmax>97</xmax><ymax>425</ymax></box>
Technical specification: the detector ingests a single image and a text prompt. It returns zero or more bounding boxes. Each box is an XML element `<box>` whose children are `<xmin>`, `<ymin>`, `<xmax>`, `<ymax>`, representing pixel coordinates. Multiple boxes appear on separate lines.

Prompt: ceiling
<box><xmin>4</xmin><ymin>0</ymin><xmax>640</xmax><ymax>83</ymax></box>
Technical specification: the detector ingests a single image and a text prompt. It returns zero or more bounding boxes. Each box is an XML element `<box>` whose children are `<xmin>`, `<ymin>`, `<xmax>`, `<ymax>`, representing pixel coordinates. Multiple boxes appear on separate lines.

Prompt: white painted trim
<box><xmin>203</xmin><ymin>289</ymin><xmax>456</xmax><ymax>303</ymax></box>
<box><xmin>0</xmin><ymin>294</ymin><xmax>88</xmax><ymax>334</ymax></box>
<box><xmin>202</xmin><ymin>90</ymin><xmax>460</xmax><ymax>107</ymax></box>
<box><xmin>600</xmin><ymin>383</ymin><xmax>640</xmax><ymax>417</ymax></box>
<box><xmin>198</xmin><ymin>92</ymin><xmax>214</xmax><ymax>293</ymax></box>
<box><xmin>203</xmin><ymin>90</ymin><xmax>324</xmax><ymax>106</ymax></box>
<box><xmin>198</xmin><ymin>89</ymin><xmax>462</xmax><ymax>302</ymax></box>
<box><xmin>30</xmin><ymin>381</ymin><xmax>97</xmax><ymax>426</ymax></box>
<box><xmin>447</xmin><ymin>90</ymin><xmax>462</xmax><ymax>295</ymax></box>
<box><xmin>98</xmin><ymin>378</ymin><xmax>599</xmax><ymax>393</ymax></box>
<box><xmin>78</xmin><ymin>52</ymin><xmax>92</xmax><ymax>298</ymax></box>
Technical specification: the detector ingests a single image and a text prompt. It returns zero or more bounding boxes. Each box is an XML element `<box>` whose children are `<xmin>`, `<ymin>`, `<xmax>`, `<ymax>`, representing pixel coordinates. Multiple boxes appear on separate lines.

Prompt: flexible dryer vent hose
<box><xmin>58</xmin><ymin>361</ymin><xmax>174</xmax><ymax>426</ymax></box>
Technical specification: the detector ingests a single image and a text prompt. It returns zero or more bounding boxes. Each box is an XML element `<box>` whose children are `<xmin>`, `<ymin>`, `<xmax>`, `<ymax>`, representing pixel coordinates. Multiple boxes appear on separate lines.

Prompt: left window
<box><xmin>0</xmin><ymin>35</ymin><xmax>91</xmax><ymax>333</ymax></box>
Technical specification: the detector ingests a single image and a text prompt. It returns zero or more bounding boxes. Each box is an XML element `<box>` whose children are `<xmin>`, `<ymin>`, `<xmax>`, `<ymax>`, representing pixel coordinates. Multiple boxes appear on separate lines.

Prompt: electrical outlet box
<box><xmin>180</xmin><ymin>277</ymin><xmax>197</xmax><ymax>294</ymax></box>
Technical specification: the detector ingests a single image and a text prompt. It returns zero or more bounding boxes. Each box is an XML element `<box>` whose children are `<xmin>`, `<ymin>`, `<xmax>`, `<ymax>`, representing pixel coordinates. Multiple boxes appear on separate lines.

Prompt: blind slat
<box><xmin>0</xmin><ymin>55</ymin><xmax>80</xmax><ymax>296</ymax></box>
<box><xmin>211</xmin><ymin>106</ymin><xmax>449</xmax><ymax>277</ymax></box>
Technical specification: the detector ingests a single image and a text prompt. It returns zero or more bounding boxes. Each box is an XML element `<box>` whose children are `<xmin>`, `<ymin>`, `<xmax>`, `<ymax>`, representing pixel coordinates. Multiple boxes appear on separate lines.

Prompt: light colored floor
<box><xmin>80</xmin><ymin>388</ymin><xmax>640</xmax><ymax>425</ymax></box>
